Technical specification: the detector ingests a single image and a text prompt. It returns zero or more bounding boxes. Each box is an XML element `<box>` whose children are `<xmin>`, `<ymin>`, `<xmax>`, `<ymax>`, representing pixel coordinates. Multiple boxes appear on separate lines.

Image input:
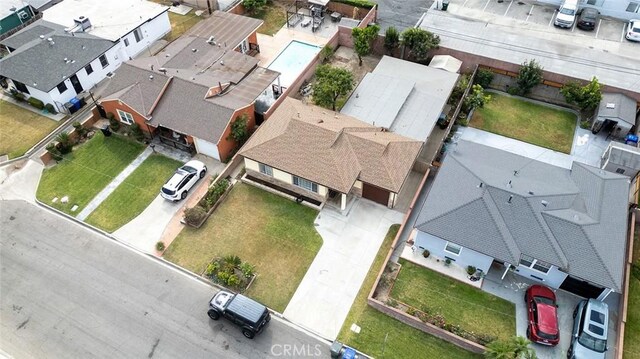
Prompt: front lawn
<box><xmin>163</xmin><ymin>183</ymin><xmax>323</xmax><ymax>312</ymax></box>
<box><xmin>85</xmin><ymin>154</ymin><xmax>182</xmax><ymax>232</ymax></box>
<box><xmin>36</xmin><ymin>132</ymin><xmax>145</xmax><ymax>215</ymax></box>
<box><xmin>0</xmin><ymin>100</ymin><xmax>59</xmax><ymax>159</ymax></box>
<box><xmin>338</xmin><ymin>225</ymin><xmax>482</xmax><ymax>359</ymax></box>
<box><xmin>470</xmin><ymin>93</ymin><xmax>577</xmax><ymax>153</ymax></box>
<box><xmin>249</xmin><ymin>4</ymin><xmax>286</xmax><ymax>36</ymax></box>
<box><xmin>391</xmin><ymin>259</ymin><xmax>516</xmax><ymax>341</ymax></box>
<box><xmin>624</xmin><ymin>228</ymin><xmax>640</xmax><ymax>359</ymax></box>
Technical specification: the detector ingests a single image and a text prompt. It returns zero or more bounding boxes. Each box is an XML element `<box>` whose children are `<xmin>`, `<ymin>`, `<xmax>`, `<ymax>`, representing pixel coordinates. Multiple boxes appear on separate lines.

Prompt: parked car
<box><xmin>554</xmin><ymin>0</ymin><xmax>579</xmax><ymax>28</ymax></box>
<box><xmin>626</xmin><ymin>19</ymin><xmax>640</xmax><ymax>41</ymax></box>
<box><xmin>525</xmin><ymin>285</ymin><xmax>560</xmax><ymax>346</ymax></box>
<box><xmin>160</xmin><ymin>160</ymin><xmax>207</xmax><ymax>201</ymax></box>
<box><xmin>207</xmin><ymin>290</ymin><xmax>271</xmax><ymax>339</ymax></box>
<box><xmin>577</xmin><ymin>8</ymin><xmax>599</xmax><ymax>30</ymax></box>
<box><xmin>568</xmin><ymin>299</ymin><xmax>609</xmax><ymax>359</ymax></box>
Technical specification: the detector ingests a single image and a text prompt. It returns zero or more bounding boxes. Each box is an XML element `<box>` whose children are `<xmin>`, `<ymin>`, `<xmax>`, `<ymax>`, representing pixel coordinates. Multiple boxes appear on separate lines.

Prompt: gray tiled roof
<box><xmin>597</xmin><ymin>93</ymin><xmax>637</xmax><ymax>127</ymax></box>
<box><xmin>415</xmin><ymin>140</ymin><xmax>630</xmax><ymax>291</ymax></box>
<box><xmin>0</xmin><ymin>27</ymin><xmax>114</xmax><ymax>92</ymax></box>
<box><xmin>0</xmin><ymin>20</ymin><xmax>62</xmax><ymax>49</ymax></box>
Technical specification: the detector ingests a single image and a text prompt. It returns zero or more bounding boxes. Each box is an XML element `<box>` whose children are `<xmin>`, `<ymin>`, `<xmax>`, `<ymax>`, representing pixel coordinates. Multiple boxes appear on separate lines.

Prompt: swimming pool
<box><xmin>267</xmin><ymin>40</ymin><xmax>322</xmax><ymax>88</ymax></box>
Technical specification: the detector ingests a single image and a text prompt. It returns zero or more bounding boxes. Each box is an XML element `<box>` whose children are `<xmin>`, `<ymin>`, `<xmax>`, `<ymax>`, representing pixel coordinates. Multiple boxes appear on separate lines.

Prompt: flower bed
<box><xmin>184</xmin><ymin>177</ymin><xmax>232</xmax><ymax>228</ymax></box>
<box><xmin>203</xmin><ymin>255</ymin><xmax>256</xmax><ymax>293</ymax></box>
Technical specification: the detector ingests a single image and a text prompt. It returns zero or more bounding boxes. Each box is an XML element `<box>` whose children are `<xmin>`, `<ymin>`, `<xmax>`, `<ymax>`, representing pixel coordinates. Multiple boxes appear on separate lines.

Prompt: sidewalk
<box><xmin>0</xmin><ymin>159</ymin><xmax>44</xmax><ymax>202</ymax></box>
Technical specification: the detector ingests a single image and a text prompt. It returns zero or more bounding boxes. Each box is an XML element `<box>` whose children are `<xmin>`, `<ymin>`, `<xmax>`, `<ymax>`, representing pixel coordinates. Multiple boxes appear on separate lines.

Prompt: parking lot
<box><xmin>455</xmin><ymin>0</ymin><xmax>632</xmax><ymax>44</ymax></box>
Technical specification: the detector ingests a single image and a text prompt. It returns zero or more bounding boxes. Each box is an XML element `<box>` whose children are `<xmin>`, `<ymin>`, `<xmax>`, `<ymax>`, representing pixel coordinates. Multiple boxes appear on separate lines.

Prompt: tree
<box><xmin>242</xmin><ymin>0</ymin><xmax>267</xmax><ymax>15</ymax></box>
<box><xmin>352</xmin><ymin>24</ymin><xmax>380</xmax><ymax>66</ymax></box>
<box><xmin>228</xmin><ymin>114</ymin><xmax>250</xmax><ymax>146</ymax></box>
<box><xmin>400</xmin><ymin>28</ymin><xmax>440</xmax><ymax>62</ymax></box>
<box><xmin>515</xmin><ymin>59</ymin><xmax>543</xmax><ymax>96</ymax></box>
<box><xmin>474</xmin><ymin>69</ymin><xmax>495</xmax><ymax>88</ymax></box>
<box><xmin>312</xmin><ymin>65</ymin><xmax>354</xmax><ymax>111</ymax></box>
<box><xmin>560</xmin><ymin>77</ymin><xmax>602</xmax><ymax>111</ymax></box>
<box><xmin>463</xmin><ymin>84</ymin><xmax>491</xmax><ymax>112</ymax></box>
<box><xmin>484</xmin><ymin>336</ymin><xmax>537</xmax><ymax>359</ymax></box>
<box><xmin>384</xmin><ymin>26</ymin><xmax>400</xmax><ymax>55</ymax></box>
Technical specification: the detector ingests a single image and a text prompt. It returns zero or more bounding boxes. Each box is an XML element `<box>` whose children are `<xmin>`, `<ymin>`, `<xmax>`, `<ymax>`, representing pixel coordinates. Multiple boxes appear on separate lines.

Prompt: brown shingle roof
<box><xmin>240</xmin><ymin>98</ymin><xmax>422</xmax><ymax>193</ymax></box>
<box><xmin>186</xmin><ymin>11</ymin><xmax>263</xmax><ymax>49</ymax></box>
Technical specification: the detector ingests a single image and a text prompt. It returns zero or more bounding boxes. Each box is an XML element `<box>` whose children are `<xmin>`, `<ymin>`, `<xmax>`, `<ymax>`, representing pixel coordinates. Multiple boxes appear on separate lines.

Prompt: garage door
<box><xmin>193</xmin><ymin>137</ymin><xmax>220</xmax><ymax>160</ymax></box>
<box><xmin>362</xmin><ymin>183</ymin><xmax>390</xmax><ymax>206</ymax></box>
<box><xmin>560</xmin><ymin>276</ymin><xmax>605</xmax><ymax>299</ymax></box>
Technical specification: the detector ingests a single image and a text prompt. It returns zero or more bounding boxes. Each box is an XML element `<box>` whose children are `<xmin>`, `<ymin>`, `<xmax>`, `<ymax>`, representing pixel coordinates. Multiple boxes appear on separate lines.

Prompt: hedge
<box><xmin>27</xmin><ymin>97</ymin><xmax>45</xmax><ymax>110</ymax></box>
<box><xmin>332</xmin><ymin>0</ymin><xmax>375</xmax><ymax>9</ymax></box>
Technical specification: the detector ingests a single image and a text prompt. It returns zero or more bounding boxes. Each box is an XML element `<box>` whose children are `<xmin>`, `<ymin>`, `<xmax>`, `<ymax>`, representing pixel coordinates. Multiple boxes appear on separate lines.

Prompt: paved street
<box><xmin>0</xmin><ymin>200</ymin><xmax>329</xmax><ymax>359</ymax></box>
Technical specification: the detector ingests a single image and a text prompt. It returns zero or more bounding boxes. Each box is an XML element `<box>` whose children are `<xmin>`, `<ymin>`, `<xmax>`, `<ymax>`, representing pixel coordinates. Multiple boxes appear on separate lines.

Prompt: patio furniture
<box><xmin>312</xmin><ymin>16</ymin><xmax>324</xmax><ymax>32</ymax></box>
<box><xmin>330</xmin><ymin>12</ymin><xmax>342</xmax><ymax>22</ymax></box>
<box><xmin>301</xmin><ymin>17</ymin><xmax>311</xmax><ymax>27</ymax></box>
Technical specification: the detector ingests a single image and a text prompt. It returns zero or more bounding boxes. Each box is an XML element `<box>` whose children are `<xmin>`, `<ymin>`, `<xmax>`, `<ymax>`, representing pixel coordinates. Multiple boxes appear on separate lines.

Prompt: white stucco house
<box><xmin>0</xmin><ymin>0</ymin><xmax>169</xmax><ymax>113</ymax></box>
<box><xmin>413</xmin><ymin>140</ymin><xmax>630</xmax><ymax>300</ymax></box>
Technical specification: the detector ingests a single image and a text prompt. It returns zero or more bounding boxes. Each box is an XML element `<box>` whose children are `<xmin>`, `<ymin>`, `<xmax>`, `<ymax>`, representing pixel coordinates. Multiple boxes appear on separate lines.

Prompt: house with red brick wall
<box><xmin>100</xmin><ymin>11</ymin><xmax>278</xmax><ymax>161</ymax></box>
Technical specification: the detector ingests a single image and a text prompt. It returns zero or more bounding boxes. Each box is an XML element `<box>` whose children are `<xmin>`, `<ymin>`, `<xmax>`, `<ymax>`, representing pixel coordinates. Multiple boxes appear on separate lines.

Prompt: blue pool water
<box><xmin>267</xmin><ymin>40</ymin><xmax>321</xmax><ymax>88</ymax></box>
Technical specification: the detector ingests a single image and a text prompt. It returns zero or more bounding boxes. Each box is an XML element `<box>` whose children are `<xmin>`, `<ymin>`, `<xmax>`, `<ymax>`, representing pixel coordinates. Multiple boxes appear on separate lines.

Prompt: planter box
<box><xmin>184</xmin><ymin>181</ymin><xmax>234</xmax><ymax>228</ymax></box>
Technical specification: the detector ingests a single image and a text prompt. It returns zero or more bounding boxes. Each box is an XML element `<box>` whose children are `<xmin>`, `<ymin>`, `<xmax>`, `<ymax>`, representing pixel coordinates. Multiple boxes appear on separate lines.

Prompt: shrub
<box><xmin>73</xmin><ymin>121</ymin><xmax>88</xmax><ymax>139</ymax></box>
<box><xmin>474</xmin><ymin>69</ymin><xmax>494</xmax><ymax>88</ymax></box>
<box><xmin>422</xmin><ymin>249</ymin><xmax>430</xmax><ymax>258</ymax></box>
<box><xmin>445</xmin><ymin>258</ymin><xmax>452</xmax><ymax>266</ymax></box>
<box><xmin>56</xmin><ymin>132</ymin><xmax>73</xmax><ymax>154</ymax></box>
<box><xmin>386</xmin><ymin>298</ymin><xmax>398</xmax><ymax>308</ymax></box>
<box><xmin>560</xmin><ymin>77</ymin><xmax>602</xmax><ymax>111</ymax></box>
<box><xmin>515</xmin><ymin>59</ymin><xmax>543</xmax><ymax>96</ymax></box>
<box><xmin>10</xmin><ymin>90</ymin><xmax>25</xmax><ymax>102</ymax></box>
<box><xmin>239</xmin><ymin>262</ymin><xmax>255</xmax><ymax>278</ymax></box>
<box><xmin>223</xmin><ymin>254</ymin><xmax>242</xmax><ymax>268</ymax></box>
<box><xmin>331</xmin><ymin>0</ymin><xmax>375</xmax><ymax>8</ymax></box>
<box><xmin>384</xmin><ymin>26</ymin><xmax>400</xmax><ymax>55</ymax></box>
<box><xmin>466</xmin><ymin>265</ymin><xmax>477</xmax><ymax>275</ymax></box>
<box><xmin>106</xmin><ymin>112</ymin><xmax>115</xmax><ymax>120</ymax></box>
<box><xmin>155</xmin><ymin>241</ymin><xmax>165</xmax><ymax>252</ymax></box>
<box><xmin>580</xmin><ymin>120</ymin><xmax>591</xmax><ymax>129</ymax></box>
<box><xmin>45</xmin><ymin>103</ymin><xmax>57</xmax><ymax>114</ymax></box>
<box><xmin>217</xmin><ymin>271</ymin><xmax>230</xmax><ymax>284</ymax></box>
<box><xmin>226</xmin><ymin>274</ymin><xmax>241</xmax><ymax>287</ymax></box>
<box><xmin>130</xmin><ymin>123</ymin><xmax>145</xmax><ymax>142</ymax></box>
<box><xmin>184</xmin><ymin>206</ymin><xmax>207</xmax><ymax>226</ymax></box>
<box><xmin>406</xmin><ymin>307</ymin><xmax>417</xmax><ymax>316</ymax></box>
<box><xmin>46</xmin><ymin>143</ymin><xmax>63</xmax><ymax>162</ymax></box>
<box><xmin>27</xmin><ymin>97</ymin><xmax>45</xmax><ymax>110</ymax></box>
<box><xmin>109</xmin><ymin>117</ymin><xmax>120</xmax><ymax>132</ymax></box>
<box><xmin>319</xmin><ymin>45</ymin><xmax>334</xmax><ymax>63</ymax></box>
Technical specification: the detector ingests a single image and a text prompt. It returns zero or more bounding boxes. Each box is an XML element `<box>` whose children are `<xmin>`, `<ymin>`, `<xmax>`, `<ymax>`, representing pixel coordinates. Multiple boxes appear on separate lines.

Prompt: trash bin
<box><xmin>342</xmin><ymin>347</ymin><xmax>358</xmax><ymax>359</ymax></box>
<box><xmin>69</xmin><ymin>97</ymin><xmax>81</xmax><ymax>111</ymax></box>
<box><xmin>330</xmin><ymin>341</ymin><xmax>344</xmax><ymax>358</ymax></box>
<box><xmin>101</xmin><ymin>125</ymin><xmax>112</xmax><ymax>137</ymax></box>
<box><xmin>442</xmin><ymin>0</ymin><xmax>449</xmax><ymax>11</ymax></box>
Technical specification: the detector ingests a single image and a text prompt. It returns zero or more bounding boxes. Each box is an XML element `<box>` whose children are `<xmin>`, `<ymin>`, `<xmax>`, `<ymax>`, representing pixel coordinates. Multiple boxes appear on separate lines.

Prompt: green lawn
<box><xmin>624</xmin><ymin>228</ymin><xmax>640</xmax><ymax>359</ymax></box>
<box><xmin>391</xmin><ymin>259</ymin><xmax>516</xmax><ymax>341</ymax></box>
<box><xmin>338</xmin><ymin>225</ymin><xmax>482</xmax><ymax>359</ymax></box>
<box><xmin>249</xmin><ymin>4</ymin><xmax>286</xmax><ymax>36</ymax></box>
<box><xmin>165</xmin><ymin>12</ymin><xmax>203</xmax><ymax>42</ymax></box>
<box><xmin>163</xmin><ymin>183</ymin><xmax>322</xmax><ymax>312</ymax></box>
<box><xmin>0</xmin><ymin>100</ymin><xmax>59</xmax><ymax>159</ymax></box>
<box><xmin>470</xmin><ymin>93</ymin><xmax>577</xmax><ymax>153</ymax></box>
<box><xmin>36</xmin><ymin>132</ymin><xmax>145</xmax><ymax>215</ymax></box>
<box><xmin>85</xmin><ymin>154</ymin><xmax>182</xmax><ymax>232</ymax></box>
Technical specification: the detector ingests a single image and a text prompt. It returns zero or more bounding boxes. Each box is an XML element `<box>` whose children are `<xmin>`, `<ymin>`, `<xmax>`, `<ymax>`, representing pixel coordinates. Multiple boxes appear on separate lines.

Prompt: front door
<box><xmin>70</xmin><ymin>74</ymin><xmax>83</xmax><ymax>94</ymax></box>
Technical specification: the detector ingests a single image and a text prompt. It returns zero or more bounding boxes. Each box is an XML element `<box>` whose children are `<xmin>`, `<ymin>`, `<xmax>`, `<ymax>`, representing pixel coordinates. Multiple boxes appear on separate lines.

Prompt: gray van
<box><xmin>207</xmin><ymin>290</ymin><xmax>271</xmax><ymax>339</ymax></box>
<box><xmin>567</xmin><ymin>299</ymin><xmax>609</xmax><ymax>359</ymax></box>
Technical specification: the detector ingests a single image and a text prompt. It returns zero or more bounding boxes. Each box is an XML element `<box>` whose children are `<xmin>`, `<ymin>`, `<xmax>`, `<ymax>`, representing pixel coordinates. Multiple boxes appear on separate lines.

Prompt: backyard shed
<box><xmin>594</xmin><ymin>93</ymin><xmax>636</xmax><ymax>139</ymax></box>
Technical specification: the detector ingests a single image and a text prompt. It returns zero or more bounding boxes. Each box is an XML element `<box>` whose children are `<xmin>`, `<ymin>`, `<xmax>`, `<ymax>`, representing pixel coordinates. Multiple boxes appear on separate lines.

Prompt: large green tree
<box><xmin>312</xmin><ymin>65</ymin><xmax>354</xmax><ymax>111</ymax></box>
<box><xmin>242</xmin><ymin>0</ymin><xmax>267</xmax><ymax>15</ymax></box>
<box><xmin>400</xmin><ymin>28</ymin><xmax>440</xmax><ymax>62</ymax></box>
<box><xmin>560</xmin><ymin>77</ymin><xmax>602</xmax><ymax>111</ymax></box>
<box><xmin>515</xmin><ymin>59</ymin><xmax>543</xmax><ymax>96</ymax></box>
<box><xmin>352</xmin><ymin>24</ymin><xmax>380</xmax><ymax>66</ymax></box>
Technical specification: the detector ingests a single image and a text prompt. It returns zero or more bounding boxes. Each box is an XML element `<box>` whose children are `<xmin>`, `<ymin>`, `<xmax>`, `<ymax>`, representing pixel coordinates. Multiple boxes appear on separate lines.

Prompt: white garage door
<box><xmin>194</xmin><ymin>137</ymin><xmax>220</xmax><ymax>160</ymax></box>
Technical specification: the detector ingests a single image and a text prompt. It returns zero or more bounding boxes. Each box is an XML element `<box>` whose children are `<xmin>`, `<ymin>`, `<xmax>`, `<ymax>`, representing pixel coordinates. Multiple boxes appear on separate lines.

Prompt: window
<box><xmin>13</xmin><ymin>80</ymin><xmax>29</xmax><ymax>94</ymax></box>
<box><xmin>626</xmin><ymin>2</ymin><xmax>639</xmax><ymax>12</ymax></box>
<box><xmin>444</xmin><ymin>242</ymin><xmax>461</xmax><ymax>255</ymax></box>
<box><xmin>134</xmin><ymin>28</ymin><xmax>142</xmax><ymax>42</ymax></box>
<box><xmin>117</xmin><ymin>109</ymin><xmax>134</xmax><ymax>125</ymax></box>
<box><xmin>293</xmin><ymin>176</ymin><xmax>318</xmax><ymax>193</ymax></box>
<box><xmin>99</xmin><ymin>54</ymin><xmax>109</xmax><ymax>68</ymax></box>
<box><xmin>616</xmin><ymin>168</ymin><xmax>626</xmax><ymax>174</ymax></box>
<box><xmin>519</xmin><ymin>254</ymin><xmax>550</xmax><ymax>274</ymax></box>
<box><xmin>259</xmin><ymin>163</ymin><xmax>273</xmax><ymax>176</ymax></box>
<box><xmin>85</xmin><ymin>63</ymin><xmax>93</xmax><ymax>75</ymax></box>
<box><xmin>124</xmin><ymin>38</ymin><xmax>130</xmax><ymax>47</ymax></box>
<box><xmin>57</xmin><ymin>81</ymin><xmax>68</xmax><ymax>94</ymax></box>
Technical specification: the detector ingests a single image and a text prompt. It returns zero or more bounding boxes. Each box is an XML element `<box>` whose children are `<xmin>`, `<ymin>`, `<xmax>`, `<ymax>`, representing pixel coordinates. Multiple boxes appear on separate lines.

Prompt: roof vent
<box><xmin>506</xmin><ymin>180</ymin><xmax>512</xmax><ymax>188</ymax></box>
<box><xmin>573</xmin><ymin>214</ymin><xmax>580</xmax><ymax>221</ymax></box>
<box><xmin>207</xmin><ymin>36</ymin><xmax>215</xmax><ymax>44</ymax></box>
<box><xmin>149</xmin><ymin>75</ymin><xmax>154</xmax><ymax>80</ymax></box>
<box><xmin>508</xmin><ymin>195</ymin><xmax>513</xmax><ymax>204</ymax></box>
<box><xmin>318</xmin><ymin>119</ymin><xmax>324</xmax><ymax>123</ymax></box>
<box><xmin>159</xmin><ymin>68</ymin><xmax>167</xmax><ymax>74</ymax></box>
<box><xmin>39</xmin><ymin>35</ymin><xmax>45</xmax><ymax>40</ymax></box>
<box><xmin>220</xmin><ymin>60</ymin><xmax>224</xmax><ymax>66</ymax></box>
<box><xmin>478</xmin><ymin>182</ymin><xmax>483</xmax><ymax>188</ymax></box>
<box><xmin>541</xmin><ymin>200</ymin><xmax>548</xmax><ymax>207</ymax></box>
<box><xmin>606</xmin><ymin>103</ymin><xmax>615</xmax><ymax>109</ymax></box>
<box><xmin>528</xmin><ymin>191</ymin><xmax>534</xmax><ymax>195</ymax></box>
<box><xmin>191</xmin><ymin>48</ymin><xmax>197</xmax><ymax>52</ymax></box>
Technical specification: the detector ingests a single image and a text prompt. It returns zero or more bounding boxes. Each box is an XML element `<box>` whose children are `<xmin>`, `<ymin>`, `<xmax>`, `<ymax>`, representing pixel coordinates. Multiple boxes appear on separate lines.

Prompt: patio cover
<box><xmin>429</xmin><ymin>55</ymin><xmax>462</xmax><ymax>74</ymax></box>
<box><xmin>309</xmin><ymin>0</ymin><xmax>330</xmax><ymax>6</ymax></box>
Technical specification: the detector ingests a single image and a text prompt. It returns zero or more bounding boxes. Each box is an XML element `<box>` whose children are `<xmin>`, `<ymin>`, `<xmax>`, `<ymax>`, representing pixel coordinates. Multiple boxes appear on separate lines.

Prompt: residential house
<box><xmin>239</xmin><ymin>97</ymin><xmax>423</xmax><ymax>210</ymax></box>
<box><xmin>592</xmin><ymin>93</ymin><xmax>638</xmax><ymax>140</ymax></box>
<box><xmin>100</xmin><ymin>11</ymin><xmax>277</xmax><ymax>161</ymax></box>
<box><xmin>413</xmin><ymin>140</ymin><xmax>630</xmax><ymax>300</ymax></box>
<box><xmin>0</xmin><ymin>0</ymin><xmax>170</xmax><ymax>112</ymax></box>
<box><xmin>341</xmin><ymin>55</ymin><xmax>459</xmax><ymax>142</ymax></box>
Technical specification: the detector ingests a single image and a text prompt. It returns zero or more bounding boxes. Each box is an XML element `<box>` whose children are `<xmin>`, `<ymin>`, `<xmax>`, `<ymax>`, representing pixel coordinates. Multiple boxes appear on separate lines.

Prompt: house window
<box><xmin>13</xmin><ymin>80</ymin><xmax>29</xmax><ymax>94</ymax></box>
<box><xmin>124</xmin><ymin>38</ymin><xmax>130</xmax><ymax>47</ymax></box>
<box><xmin>293</xmin><ymin>176</ymin><xmax>318</xmax><ymax>193</ymax></box>
<box><xmin>444</xmin><ymin>242</ymin><xmax>462</xmax><ymax>255</ymax></box>
<box><xmin>85</xmin><ymin>63</ymin><xmax>94</xmax><ymax>75</ymax></box>
<box><xmin>134</xmin><ymin>28</ymin><xmax>143</xmax><ymax>42</ymax></box>
<box><xmin>57</xmin><ymin>81</ymin><xmax>68</xmax><ymax>94</ymax></box>
<box><xmin>117</xmin><ymin>109</ymin><xmax>134</xmax><ymax>125</ymax></box>
<box><xmin>259</xmin><ymin>163</ymin><xmax>273</xmax><ymax>176</ymax></box>
<box><xmin>627</xmin><ymin>2</ymin><xmax>639</xmax><ymax>12</ymax></box>
<box><xmin>616</xmin><ymin>168</ymin><xmax>626</xmax><ymax>174</ymax></box>
<box><xmin>519</xmin><ymin>254</ymin><xmax>550</xmax><ymax>274</ymax></box>
<box><xmin>99</xmin><ymin>54</ymin><xmax>109</xmax><ymax>68</ymax></box>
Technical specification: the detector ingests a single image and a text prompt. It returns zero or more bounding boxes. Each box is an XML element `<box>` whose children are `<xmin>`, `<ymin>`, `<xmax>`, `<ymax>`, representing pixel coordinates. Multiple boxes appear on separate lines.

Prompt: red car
<box><xmin>525</xmin><ymin>285</ymin><xmax>559</xmax><ymax>346</ymax></box>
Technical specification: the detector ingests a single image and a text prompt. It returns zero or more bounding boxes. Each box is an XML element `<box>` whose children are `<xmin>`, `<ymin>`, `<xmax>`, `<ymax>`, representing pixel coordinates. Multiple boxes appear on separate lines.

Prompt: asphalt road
<box><xmin>0</xmin><ymin>200</ymin><xmax>330</xmax><ymax>359</ymax></box>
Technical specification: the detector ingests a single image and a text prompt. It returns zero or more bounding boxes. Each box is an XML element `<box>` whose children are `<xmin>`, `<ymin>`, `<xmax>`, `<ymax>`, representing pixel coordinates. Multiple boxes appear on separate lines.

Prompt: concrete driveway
<box><xmin>283</xmin><ymin>199</ymin><xmax>404</xmax><ymax>339</ymax></box>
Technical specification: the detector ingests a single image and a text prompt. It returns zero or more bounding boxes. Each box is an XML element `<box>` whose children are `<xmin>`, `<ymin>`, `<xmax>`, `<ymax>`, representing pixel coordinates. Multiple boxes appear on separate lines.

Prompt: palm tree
<box><xmin>484</xmin><ymin>336</ymin><xmax>537</xmax><ymax>359</ymax></box>
<box><xmin>512</xmin><ymin>336</ymin><xmax>537</xmax><ymax>359</ymax></box>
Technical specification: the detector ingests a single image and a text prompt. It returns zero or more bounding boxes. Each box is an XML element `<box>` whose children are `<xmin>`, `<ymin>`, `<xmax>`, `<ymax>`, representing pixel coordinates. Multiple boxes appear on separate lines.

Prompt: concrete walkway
<box><xmin>283</xmin><ymin>199</ymin><xmax>404</xmax><ymax>339</ymax></box>
<box><xmin>76</xmin><ymin>146</ymin><xmax>153</xmax><ymax>220</ymax></box>
<box><xmin>0</xmin><ymin>159</ymin><xmax>44</xmax><ymax>202</ymax></box>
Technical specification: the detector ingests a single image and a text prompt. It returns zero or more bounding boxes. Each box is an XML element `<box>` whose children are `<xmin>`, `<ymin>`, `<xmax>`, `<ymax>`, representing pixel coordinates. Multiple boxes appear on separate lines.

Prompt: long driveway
<box><xmin>0</xmin><ymin>200</ymin><xmax>330</xmax><ymax>358</ymax></box>
<box><xmin>283</xmin><ymin>199</ymin><xmax>404</xmax><ymax>340</ymax></box>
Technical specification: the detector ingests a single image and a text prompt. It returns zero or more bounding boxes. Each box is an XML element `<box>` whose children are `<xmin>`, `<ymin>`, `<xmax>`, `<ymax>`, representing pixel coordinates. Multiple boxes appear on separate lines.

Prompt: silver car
<box><xmin>567</xmin><ymin>299</ymin><xmax>609</xmax><ymax>359</ymax></box>
<box><xmin>626</xmin><ymin>19</ymin><xmax>640</xmax><ymax>41</ymax></box>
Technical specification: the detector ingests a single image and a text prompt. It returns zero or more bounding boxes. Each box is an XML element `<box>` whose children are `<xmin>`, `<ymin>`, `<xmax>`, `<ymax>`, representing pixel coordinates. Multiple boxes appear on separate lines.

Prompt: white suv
<box><xmin>626</xmin><ymin>19</ymin><xmax>640</xmax><ymax>41</ymax></box>
<box><xmin>161</xmin><ymin>160</ymin><xmax>207</xmax><ymax>201</ymax></box>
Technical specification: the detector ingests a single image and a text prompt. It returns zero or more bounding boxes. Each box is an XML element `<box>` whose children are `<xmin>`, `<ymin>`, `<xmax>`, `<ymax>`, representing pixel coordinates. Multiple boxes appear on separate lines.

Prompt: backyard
<box><xmin>391</xmin><ymin>259</ymin><xmax>516</xmax><ymax>342</ymax></box>
<box><xmin>249</xmin><ymin>2</ymin><xmax>287</xmax><ymax>36</ymax></box>
<box><xmin>470</xmin><ymin>93</ymin><xmax>577</xmax><ymax>153</ymax></box>
<box><xmin>85</xmin><ymin>154</ymin><xmax>182</xmax><ymax>232</ymax></box>
<box><xmin>0</xmin><ymin>100</ymin><xmax>59</xmax><ymax>159</ymax></box>
<box><xmin>624</xmin><ymin>227</ymin><xmax>640</xmax><ymax>359</ymax></box>
<box><xmin>338</xmin><ymin>225</ymin><xmax>482</xmax><ymax>359</ymax></box>
<box><xmin>163</xmin><ymin>183</ymin><xmax>323</xmax><ymax>312</ymax></box>
<box><xmin>36</xmin><ymin>132</ymin><xmax>145</xmax><ymax>215</ymax></box>
<box><xmin>165</xmin><ymin>12</ymin><xmax>203</xmax><ymax>42</ymax></box>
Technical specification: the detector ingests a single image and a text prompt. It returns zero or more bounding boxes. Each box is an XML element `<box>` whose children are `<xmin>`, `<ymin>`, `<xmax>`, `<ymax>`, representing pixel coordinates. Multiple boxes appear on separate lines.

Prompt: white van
<box><xmin>554</xmin><ymin>0</ymin><xmax>579</xmax><ymax>28</ymax></box>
